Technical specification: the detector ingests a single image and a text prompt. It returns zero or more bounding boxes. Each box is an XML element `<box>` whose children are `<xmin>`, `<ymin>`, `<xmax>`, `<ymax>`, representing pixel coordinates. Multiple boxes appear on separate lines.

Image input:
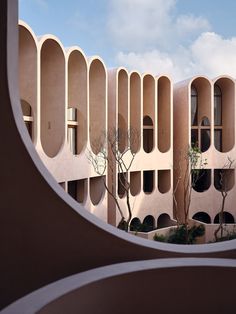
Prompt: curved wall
<box><xmin>19</xmin><ymin>23</ymin><xmax>37</xmax><ymax>142</ymax></box>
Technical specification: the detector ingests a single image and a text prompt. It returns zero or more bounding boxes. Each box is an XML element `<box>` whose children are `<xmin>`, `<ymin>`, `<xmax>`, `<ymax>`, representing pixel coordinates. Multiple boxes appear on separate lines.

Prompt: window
<box><xmin>191</xmin><ymin>86</ymin><xmax>211</xmax><ymax>152</ymax></box>
<box><xmin>192</xmin><ymin>169</ymin><xmax>211</xmax><ymax>192</ymax></box>
<box><xmin>192</xmin><ymin>212</ymin><xmax>211</xmax><ymax>224</ymax></box>
<box><xmin>21</xmin><ymin>100</ymin><xmax>33</xmax><ymax>139</ymax></box>
<box><xmin>191</xmin><ymin>86</ymin><xmax>198</xmax><ymax>126</ymax></box>
<box><xmin>214</xmin><ymin>85</ymin><xmax>223</xmax><ymax>151</ymax></box>
<box><xmin>67</xmin><ymin>107</ymin><xmax>78</xmax><ymax>155</ymax></box>
<box><xmin>143</xmin><ymin>116</ymin><xmax>154</xmax><ymax>153</ymax></box>
<box><xmin>143</xmin><ymin>171</ymin><xmax>154</xmax><ymax>193</ymax></box>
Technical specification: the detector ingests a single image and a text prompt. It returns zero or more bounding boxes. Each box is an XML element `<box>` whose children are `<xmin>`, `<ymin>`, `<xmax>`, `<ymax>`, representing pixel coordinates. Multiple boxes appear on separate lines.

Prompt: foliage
<box><xmin>153</xmin><ymin>233</ymin><xmax>166</xmax><ymax>242</ymax></box>
<box><xmin>153</xmin><ymin>224</ymin><xmax>205</xmax><ymax>244</ymax></box>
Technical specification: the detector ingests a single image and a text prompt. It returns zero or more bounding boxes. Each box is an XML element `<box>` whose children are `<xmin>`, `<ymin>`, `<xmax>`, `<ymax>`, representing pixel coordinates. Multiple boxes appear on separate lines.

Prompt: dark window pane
<box><xmin>143</xmin><ymin>129</ymin><xmax>153</xmax><ymax>153</ymax></box>
<box><xmin>191</xmin><ymin>129</ymin><xmax>198</xmax><ymax>147</ymax></box>
<box><xmin>68</xmin><ymin>181</ymin><xmax>77</xmax><ymax>199</ymax></box>
<box><xmin>191</xmin><ymin>95</ymin><xmax>198</xmax><ymax>126</ymax></box>
<box><xmin>214</xmin><ymin>85</ymin><xmax>222</xmax><ymax>126</ymax></box>
<box><xmin>201</xmin><ymin>129</ymin><xmax>210</xmax><ymax>152</ymax></box>
<box><xmin>192</xmin><ymin>169</ymin><xmax>211</xmax><ymax>192</ymax></box>
<box><xmin>143</xmin><ymin>171</ymin><xmax>154</xmax><ymax>193</ymax></box>
<box><xmin>214</xmin><ymin>129</ymin><xmax>222</xmax><ymax>151</ymax></box>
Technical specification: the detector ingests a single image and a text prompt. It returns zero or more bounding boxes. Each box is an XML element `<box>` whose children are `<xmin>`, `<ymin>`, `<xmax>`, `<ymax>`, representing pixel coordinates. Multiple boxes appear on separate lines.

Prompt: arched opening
<box><xmin>143</xmin><ymin>171</ymin><xmax>154</xmax><ymax>194</ymax></box>
<box><xmin>21</xmin><ymin>100</ymin><xmax>33</xmax><ymax>139</ymax></box>
<box><xmin>90</xmin><ymin>176</ymin><xmax>105</xmax><ymax>205</ymax></box>
<box><xmin>214</xmin><ymin>169</ymin><xmax>235</xmax><ymax>192</ymax></box>
<box><xmin>157</xmin><ymin>213</ymin><xmax>172</xmax><ymax>228</ymax></box>
<box><xmin>130</xmin><ymin>171</ymin><xmax>141</xmax><ymax>196</ymax></box>
<box><xmin>190</xmin><ymin>79</ymin><xmax>211</xmax><ymax>152</ymax></box>
<box><xmin>214</xmin><ymin>79</ymin><xmax>235</xmax><ymax>152</ymax></box>
<box><xmin>192</xmin><ymin>169</ymin><xmax>211</xmax><ymax>192</ymax></box>
<box><xmin>158</xmin><ymin>76</ymin><xmax>171</xmax><ymax>152</ymax></box>
<box><xmin>89</xmin><ymin>59</ymin><xmax>106</xmax><ymax>154</ymax></box>
<box><xmin>143</xmin><ymin>74</ymin><xmax>155</xmax><ymax>152</ymax></box>
<box><xmin>130</xmin><ymin>72</ymin><xmax>141</xmax><ymax>153</ymax></box>
<box><xmin>118</xmin><ymin>69</ymin><xmax>128</xmax><ymax>152</ymax></box>
<box><xmin>192</xmin><ymin>212</ymin><xmax>211</xmax><ymax>224</ymax></box>
<box><xmin>68</xmin><ymin>179</ymin><xmax>88</xmax><ymax>203</ymax></box>
<box><xmin>142</xmin><ymin>215</ymin><xmax>155</xmax><ymax>232</ymax></box>
<box><xmin>68</xmin><ymin>50</ymin><xmax>88</xmax><ymax>154</ymax></box>
<box><xmin>19</xmin><ymin>24</ymin><xmax>37</xmax><ymax>142</ymax></box>
<box><xmin>143</xmin><ymin>116</ymin><xmax>154</xmax><ymax>153</ymax></box>
<box><xmin>158</xmin><ymin>170</ymin><xmax>171</xmax><ymax>193</ymax></box>
<box><xmin>214</xmin><ymin>212</ymin><xmax>235</xmax><ymax>224</ymax></box>
<box><xmin>130</xmin><ymin>217</ymin><xmax>141</xmax><ymax>231</ymax></box>
<box><xmin>40</xmin><ymin>38</ymin><xmax>65</xmax><ymax>157</ymax></box>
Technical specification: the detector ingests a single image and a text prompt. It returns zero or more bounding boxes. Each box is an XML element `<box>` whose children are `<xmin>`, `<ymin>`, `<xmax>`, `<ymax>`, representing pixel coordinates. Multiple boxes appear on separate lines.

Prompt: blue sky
<box><xmin>19</xmin><ymin>0</ymin><xmax>236</xmax><ymax>81</ymax></box>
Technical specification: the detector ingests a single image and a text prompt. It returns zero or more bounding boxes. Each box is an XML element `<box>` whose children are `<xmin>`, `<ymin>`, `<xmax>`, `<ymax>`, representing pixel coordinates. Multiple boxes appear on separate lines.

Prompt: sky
<box><xmin>19</xmin><ymin>0</ymin><xmax>236</xmax><ymax>82</ymax></box>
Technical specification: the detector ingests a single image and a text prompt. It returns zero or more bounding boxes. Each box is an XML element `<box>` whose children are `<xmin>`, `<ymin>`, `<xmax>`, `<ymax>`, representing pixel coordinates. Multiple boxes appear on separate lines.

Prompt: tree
<box><xmin>214</xmin><ymin>157</ymin><xmax>234</xmax><ymax>241</ymax></box>
<box><xmin>173</xmin><ymin>145</ymin><xmax>207</xmax><ymax>242</ymax></box>
<box><xmin>88</xmin><ymin>128</ymin><xmax>139</xmax><ymax>231</ymax></box>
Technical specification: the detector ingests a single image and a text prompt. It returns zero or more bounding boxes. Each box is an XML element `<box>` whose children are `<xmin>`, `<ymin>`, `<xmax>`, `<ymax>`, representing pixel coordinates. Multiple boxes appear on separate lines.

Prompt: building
<box><xmin>19</xmin><ymin>20</ymin><xmax>236</xmax><ymax>237</ymax></box>
<box><xmin>1</xmin><ymin>2</ymin><xmax>236</xmax><ymax>312</ymax></box>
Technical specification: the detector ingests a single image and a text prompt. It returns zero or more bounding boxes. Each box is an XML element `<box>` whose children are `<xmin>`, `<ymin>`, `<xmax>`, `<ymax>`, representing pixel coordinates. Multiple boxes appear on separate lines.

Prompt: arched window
<box><xmin>214</xmin><ymin>212</ymin><xmax>235</xmax><ymax>224</ymax></box>
<box><xmin>191</xmin><ymin>86</ymin><xmax>198</xmax><ymax>126</ymax></box>
<box><xmin>143</xmin><ymin>116</ymin><xmax>154</xmax><ymax>153</ymax></box>
<box><xmin>67</xmin><ymin>107</ymin><xmax>78</xmax><ymax>155</ymax></box>
<box><xmin>192</xmin><ymin>212</ymin><xmax>211</xmax><ymax>224</ymax></box>
<box><xmin>191</xmin><ymin>85</ymin><xmax>211</xmax><ymax>152</ymax></box>
<box><xmin>21</xmin><ymin>100</ymin><xmax>33</xmax><ymax>139</ymax></box>
<box><xmin>130</xmin><ymin>217</ymin><xmax>141</xmax><ymax>231</ymax></box>
<box><xmin>142</xmin><ymin>215</ymin><xmax>155</xmax><ymax>232</ymax></box>
<box><xmin>157</xmin><ymin>213</ymin><xmax>172</xmax><ymax>228</ymax></box>
<box><xmin>214</xmin><ymin>85</ymin><xmax>222</xmax><ymax>151</ymax></box>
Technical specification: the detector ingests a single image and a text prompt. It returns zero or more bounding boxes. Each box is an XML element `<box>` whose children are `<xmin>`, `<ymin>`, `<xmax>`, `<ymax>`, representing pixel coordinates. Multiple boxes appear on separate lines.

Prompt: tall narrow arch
<box><xmin>157</xmin><ymin>76</ymin><xmax>171</xmax><ymax>152</ymax></box>
<box><xmin>89</xmin><ymin>58</ymin><xmax>106</xmax><ymax>154</ymax></box>
<box><xmin>67</xmin><ymin>49</ymin><xmax>88</xmax><ymax>154</ymax></box>
<box><xmin>118</xmin><ymin>69</ymin><xmax>128</xmax><ymax>152</ymax></box>
<box><xmin>214</xmin><ymin>78</ymin><xmax>235</xmax><ymax>152</ymax></box>
<box><xmin>143</xmin><ymin>74</ymin><xmax>155</xmax><ymax>152</ymax></box>
<box><xmin>130</xmin><ymin>72</ymin><xmax>141</xmax><ymax>153</ymax></box>
<box><xmin>190</xmin><ymin>78</ymin><xmax>211</xmax><ymax>152</ymax></box>
<box><xmin>40</xmin><ymin>38</ymin><xmax>65</xmax><ymax>157</ymax></box>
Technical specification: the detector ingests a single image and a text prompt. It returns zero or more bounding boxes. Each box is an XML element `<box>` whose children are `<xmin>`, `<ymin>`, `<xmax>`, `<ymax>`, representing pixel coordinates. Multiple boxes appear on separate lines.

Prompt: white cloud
<box><xmin>108</xmin><ymin>0</ymin><xmax>236</xmax><ymax>82</ymax></box>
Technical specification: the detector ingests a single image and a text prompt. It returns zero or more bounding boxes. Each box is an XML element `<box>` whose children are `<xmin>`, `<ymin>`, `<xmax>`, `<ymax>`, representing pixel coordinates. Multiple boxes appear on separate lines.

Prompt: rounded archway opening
<box><xmin>130</xmin><ymin>217</ymin><xmax>142</xmax><ymax>232</ymax></box>
<box><xmin>214</xmin><ymin>78</ymin><xmax>235</xmax><ymax>152</ymax></box>
<box><xmin>89</xmin><ymin>59</ymin><xmax>106</xmax><ymax>154</ymax></box>
<box><xmin>214</xmin><ymin>212</ymin><xmax>235</xmax><ymax>224</ymax></box>
<box><xmin>158</xmin><ymin>76</ymin><xmax>171</xmax><ymax>153</ymax></box>
<box><xmin>192</xmin><ymin>212</ymin><xmax>211</xmax><ymax>224</ymax></box>
<box><xmin>142</xmin><ymin>215</ymin><xmax>155</xmax><ymax>232</ymax></box>
<box><xmin>68</xmin><ymin>50</ymin><xmax>88</xmax><ymax>154</ymax></box>
<box><xmin>157</xmin><ymin>213</ymin><xmax>172</xmax><ymax>228</ymax></box>
<box><xmin>40</xmin><ymin>39</ymin><xmax>65</xmax><ymax>157</ymax></box>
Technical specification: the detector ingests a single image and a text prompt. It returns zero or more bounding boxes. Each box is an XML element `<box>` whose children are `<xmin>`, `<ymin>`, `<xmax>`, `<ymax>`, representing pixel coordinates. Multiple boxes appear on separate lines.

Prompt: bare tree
<box><xmin>88</xmin><ymin>128</ymin><xmax>139</xmax><ymax>231</ymax></box>
<box><xmin>173</xmin><ymin>145</ymin><xmax>207</xmax><ymax>242</ymax></box>
<box><xmin>214</xmin><ymin>157</ymin><xmax>234</xmax><ymax>241</ymax></box>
